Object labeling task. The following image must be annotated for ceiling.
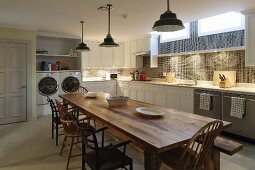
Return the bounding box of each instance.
[0,0,254,42]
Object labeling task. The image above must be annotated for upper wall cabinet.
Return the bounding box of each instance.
[124,42,131,68]
[244,10,255,66]
[114,43,124,68]
[81,41,102,68]
[102,47,114,67]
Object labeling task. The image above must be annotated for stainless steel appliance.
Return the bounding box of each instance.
[194,89,222,119]
[222,92,255,140]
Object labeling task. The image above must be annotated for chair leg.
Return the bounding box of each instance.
[60,135,67,156]
[52,120,54,139]
[130,160,133,170]
[56,124,59,146]
[82,143,85,170]
[66,137,74,170]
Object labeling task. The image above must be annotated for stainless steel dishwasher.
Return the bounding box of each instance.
[222,92,255,140]
[194,89,222,119]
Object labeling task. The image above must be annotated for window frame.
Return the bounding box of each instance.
[160,23,190,43]
[198,12,245,37]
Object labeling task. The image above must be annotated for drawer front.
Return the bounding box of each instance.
[165,86,193,96]
[222,93,255,139]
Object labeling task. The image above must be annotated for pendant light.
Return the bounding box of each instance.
[76,21,90,51]
[99,4,119,47]
[152,0,185,32]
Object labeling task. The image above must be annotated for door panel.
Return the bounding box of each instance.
[0,97,7,119]
[10,71,22,93]
[179,95,193,113]
[0,43,27,125]
[166,93,179,110]
[0,72,6,94]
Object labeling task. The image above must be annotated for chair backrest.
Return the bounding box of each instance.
[47,97,58,119]
[55,100,79,135]
[180,120,223,169]
[76,123,99,151]
[70,85,88,94]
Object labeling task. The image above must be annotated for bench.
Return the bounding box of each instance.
[214,136,243,156]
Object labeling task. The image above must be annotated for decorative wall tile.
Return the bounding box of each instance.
[142,50,255,83]
[159,21,245,54]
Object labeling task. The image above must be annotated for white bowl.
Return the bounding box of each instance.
[85,92,97,98]
[106,96,129,107]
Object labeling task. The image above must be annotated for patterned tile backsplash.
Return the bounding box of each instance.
[83,50,255,83]
[142,50,255,83]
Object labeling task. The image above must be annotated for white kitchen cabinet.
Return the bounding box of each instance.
[136,39,143,53]
[245,10,255,66]
[166,93,179,110]
[165,86,194,113]
[153,85,166,107]
[124,42,131,68]
[179,95,194,113]
[143,84,155,104]
[117,81,129,97]
[87,41,102,67]
[101,47,114,67]
[114,43,124,67]
[137,90,145,102]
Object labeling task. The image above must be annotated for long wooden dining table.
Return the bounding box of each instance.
[59,92,231,170]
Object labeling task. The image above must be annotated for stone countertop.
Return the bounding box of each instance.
[83,78,255,95]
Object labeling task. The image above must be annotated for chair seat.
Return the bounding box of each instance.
[85,148,132,170]
[160,146,199,170]
[53,117,62,124]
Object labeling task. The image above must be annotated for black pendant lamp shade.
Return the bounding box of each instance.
[100,4,119,47]
[76,21,90,51]
[152,0,185,32]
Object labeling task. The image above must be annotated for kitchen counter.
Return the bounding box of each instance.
[82,78,255,95]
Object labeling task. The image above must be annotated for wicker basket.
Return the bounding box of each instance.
[106,96,129,107]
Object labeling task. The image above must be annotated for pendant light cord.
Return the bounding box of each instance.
[80,21,84,43]
[107,4,112,35]
[167,0,170,11]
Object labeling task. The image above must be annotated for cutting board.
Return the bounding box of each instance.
[213,71,236,87]
[165,72,176,83]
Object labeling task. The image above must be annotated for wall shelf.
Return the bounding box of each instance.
[36,54,78,58]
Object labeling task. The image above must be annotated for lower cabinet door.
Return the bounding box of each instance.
[137,90,145,102]
[129,89,137,100]
[104,86,116,96]
[166,93,179,110]
[154,92,166,107]
[144,91,154,104]
[179,95,193,113]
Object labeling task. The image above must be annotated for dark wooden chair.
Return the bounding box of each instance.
[160,120,223,170]
[70,85,88,94]
[48,97,63,146]
[55,100,94,170]
[76,124,133,170]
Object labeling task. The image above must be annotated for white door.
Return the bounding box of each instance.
[0,43,27,125]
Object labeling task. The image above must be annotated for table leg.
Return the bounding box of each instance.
[144,149,161,170]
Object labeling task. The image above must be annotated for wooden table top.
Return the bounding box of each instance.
[59,93,231,153]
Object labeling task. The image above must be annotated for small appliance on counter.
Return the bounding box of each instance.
[110,73,118,79]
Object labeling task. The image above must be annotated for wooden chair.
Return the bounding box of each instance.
[76,124,133,170]
[160,120,223,170]
[48,97,63,146]
[55,100,94,170]
[70,85,88,94]
[70,85,97,128]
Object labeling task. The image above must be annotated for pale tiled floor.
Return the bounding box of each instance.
[0,115,255,170]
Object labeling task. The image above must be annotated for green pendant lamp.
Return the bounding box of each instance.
[152,0,185,32]
[76,21,90,51]
[99,4,119,47]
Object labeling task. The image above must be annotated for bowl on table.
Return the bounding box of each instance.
[84,92,97,98]
[106,96,129,107]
